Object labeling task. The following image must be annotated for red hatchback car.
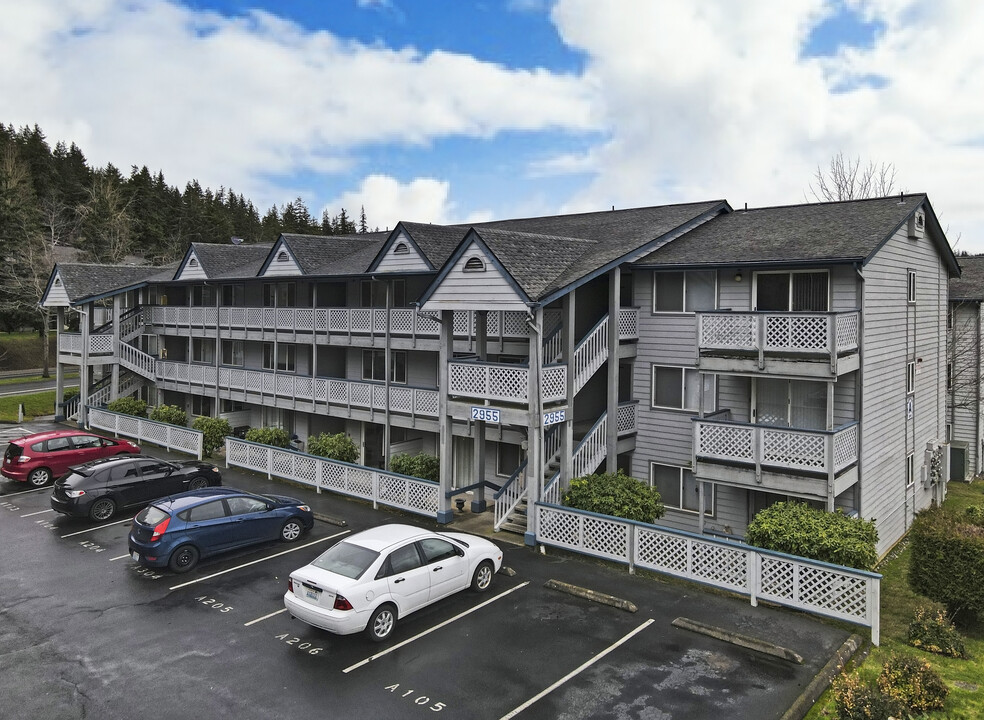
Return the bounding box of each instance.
[2,430,141,487]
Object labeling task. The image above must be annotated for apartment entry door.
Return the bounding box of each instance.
[753,378,826,430]
[363,423,384,470]
[452,436,474,490]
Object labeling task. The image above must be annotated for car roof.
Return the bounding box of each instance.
[9,429,109,444]
[152,487,257,512]
[345,524,433,552]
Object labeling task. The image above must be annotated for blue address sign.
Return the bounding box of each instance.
[543,409,566,426]
[471,407,501,423]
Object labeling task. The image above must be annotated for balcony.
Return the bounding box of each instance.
[696,310,860,378]
[448,361,568,404]
[58,332,115,361]
[693,414,859,500]
[155,360,440,418]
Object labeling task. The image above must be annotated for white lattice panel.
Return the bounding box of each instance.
[391,310,413,334]
[372,309,387,333]
[449,363,489,398]
[836,312,860,352]
[371,385,387,410]
[542,366,567,402]
[452,311,471,336]
[415,314,440,335]
[389,387,413,413]
[501,311,529,338]
[759,557,869,622]
[833,424,859,470]
[89,335,114,355]
[690,542,749,589]
[617,308,638,338]
[295,309,313,331]
[762,429,825,470]
[487,365,528,402]
[415,390,439,416]
[294,376,313,400]
[765,315,827,352]
[328,380,349,404]
[636,529,690,574]
[329,309,349,332]
[616,403,636,434]
[315,310,328,332]
[314,378,328,402]
[582,516,629,560]
[352,309,372,333]
[246,308,264,328]
[696,422,754,462]
[351,383,372,408]
[699,313,755,349]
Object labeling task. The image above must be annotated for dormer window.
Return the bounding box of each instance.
[277,250,288,262]
[189,257,199,268]
[393,242,410,255]
[463,256,486,272]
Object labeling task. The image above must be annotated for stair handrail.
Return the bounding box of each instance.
[572,314,610,394]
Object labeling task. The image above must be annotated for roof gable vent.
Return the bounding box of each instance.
[463,256,486,272]
[189,257,199,267]
[277,250,289,262]
[908,210,926,239]
[393,242,410,255]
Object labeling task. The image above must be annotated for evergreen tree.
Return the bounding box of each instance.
[359,205,368,233]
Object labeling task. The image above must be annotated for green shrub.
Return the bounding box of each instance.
[964,504,984,526]
[876,653,948,713]
[245,426,291,448]
[63,387,80,400]
[148,404,187,426]
[562,471,664,524]
[389,453,440,482]
[307,432,359,463]
[831,673,905,720]
[744,502,877,570]
[192,416,231,457]
[906,605,966,658]
[909,505,984,620]
[106,396,147,417]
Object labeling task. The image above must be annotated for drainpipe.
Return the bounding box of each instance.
[525,306,544,546]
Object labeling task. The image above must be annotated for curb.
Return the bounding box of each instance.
[313,512,348,527]
[544,579,638,612]
[779,633,864,720]
[672,617,804,663]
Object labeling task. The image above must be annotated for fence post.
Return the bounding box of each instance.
[628,524,636,575]
[869,577,880,646]
[266,447,273,480]
[749,550,759,607]
[372,471,379,510]
[224,437,230,469]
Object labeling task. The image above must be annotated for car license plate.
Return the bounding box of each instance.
[305,588,320,601]
[131,551,139,562]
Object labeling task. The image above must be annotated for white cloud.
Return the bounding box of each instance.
[547,0,984,249]
[324,174,464,231]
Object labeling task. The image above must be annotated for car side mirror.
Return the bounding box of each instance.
[456,546,465,557]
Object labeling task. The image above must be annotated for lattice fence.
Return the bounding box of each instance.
[536,503,880,644]
[225,438,438,517]
[87,407,203,458]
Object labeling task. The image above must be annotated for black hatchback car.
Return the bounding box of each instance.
[51,455,222,521]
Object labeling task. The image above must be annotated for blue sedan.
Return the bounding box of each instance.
[128,487,314,573]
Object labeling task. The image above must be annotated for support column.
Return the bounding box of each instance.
[383,280,392,471]
[110,295,121,401]
[606,268,621,473]
[561,291,575,487]
[55,308,66,420]
[437,309,454,524]
[525,306,544,546]
[78,305,91,428]
[472,310,488,512]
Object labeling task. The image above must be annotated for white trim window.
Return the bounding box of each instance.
[906,452,915,489]
[496,442,523,477]
[221,339,244,367]
[907,270,917,304]
[361,279,406,308]
[651,366,714,412]
[906,361,915,395]
[192,395,213,417]
[191,338,214,364]
[263,282,296,308]
[650,463,714,515]
[754,270,829,312]
[653,271,716,313]
[263,342,295,372]
[362,349,407,384]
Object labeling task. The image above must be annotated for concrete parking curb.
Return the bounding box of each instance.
[313,512,348,527]
[544,579,638,612]
[779,633,864,720]
[672,617,804,663]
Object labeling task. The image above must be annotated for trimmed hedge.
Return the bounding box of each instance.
[745,501,877,570]
[307,432,358,464]
[389,453,439,483]
[106,396,147,418]
[149,404,187,426]
[562,471,664,524]
[909,505,984,620]
[192,416,231,457]
[245,427,291,448]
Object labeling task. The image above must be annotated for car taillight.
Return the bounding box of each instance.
[333,594,353,611]
[150,517,170,541]
[65,489,86,498]
[16,455,30,463]
[288,577,294,593]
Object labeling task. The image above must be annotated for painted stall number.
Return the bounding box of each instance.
[384,684,446,712]
[194,596,233,612]
[1,501,19,512]
[470,407,500,423]
[79,540,106,553]
[131,566,163,580]
[543,409,567,426]
[35,519,58,530]
[274,633,323,655]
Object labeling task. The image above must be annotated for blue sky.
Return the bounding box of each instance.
[2,0,983,250]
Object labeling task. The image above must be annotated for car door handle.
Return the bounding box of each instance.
[393,578,405,584]
[432,566,442,572]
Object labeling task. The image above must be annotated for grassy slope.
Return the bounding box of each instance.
[806,480,984,719]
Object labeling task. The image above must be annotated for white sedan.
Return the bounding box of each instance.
[284,524,503,641]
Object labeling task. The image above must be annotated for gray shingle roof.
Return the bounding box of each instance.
[54,263,171,303]
[190,243,272,279]
[951,255,984,300]
[397,223,472,269]
[635,195,933,267]
[281,232,388,275]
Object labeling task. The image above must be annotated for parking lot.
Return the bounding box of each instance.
[1,423,854,719]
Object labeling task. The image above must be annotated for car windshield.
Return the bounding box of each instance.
[136,505,169,526]
[311,541,379,580]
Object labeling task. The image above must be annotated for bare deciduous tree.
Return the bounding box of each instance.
[809,152,899,202]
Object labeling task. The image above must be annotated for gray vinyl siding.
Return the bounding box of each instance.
[831,265,860,311]
[718,376,751,422]
[375,232,431,273]
[947,301,982,478]
[834,372,858,426]
[718,271,751,310]
[425,242,527,310]
[860,214,948,556]
[262,246,301,276]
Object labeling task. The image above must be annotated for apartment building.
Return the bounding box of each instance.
[42,194,957,556]
[947,255,984,480]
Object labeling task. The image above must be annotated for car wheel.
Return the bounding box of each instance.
[168,544,200,573]
[188,477,208,491]
[88,498,116,522]
[364,604,397,642]
[28,467,53,487]
[280,518,304,543]
[471,560,494,593]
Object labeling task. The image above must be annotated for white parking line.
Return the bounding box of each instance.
[244,608,288,627]
[61,518,131,537]
[342,581,531,674]
[168,531,350,591]
[498,618,655,720]
[2,486,52,497]
[109,554,132,561]
[20,509,54,517]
